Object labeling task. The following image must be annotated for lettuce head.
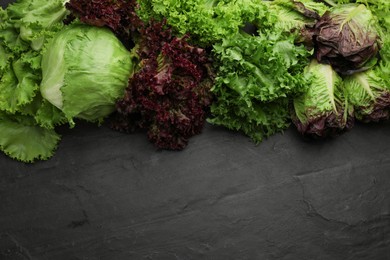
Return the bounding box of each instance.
[312,4,380,75]
[292,59,354,137]
[344,63,390,122]
[40,23,135,125]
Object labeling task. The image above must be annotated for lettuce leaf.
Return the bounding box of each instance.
[0,0,68,162]
[5,0,69,50]
[0,112,61,162]
[343,0,390,123]
[208,30,312,142]
[311,4,380,75]
[204,0,321,143]
[137,0,268,46]
[0,51,40,113]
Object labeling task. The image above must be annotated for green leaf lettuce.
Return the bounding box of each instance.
[0,0,68,162]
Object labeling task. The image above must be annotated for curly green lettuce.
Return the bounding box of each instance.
[204,0,324,143]
[0,112,61,162]
[5,0,69,50]
[208,30,312,142]
[0,0,69,162]
[137,0,269,46]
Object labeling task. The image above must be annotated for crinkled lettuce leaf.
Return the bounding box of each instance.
[213,32,310,102]
[0,0,68,162]
[5,0,69,50]
[204,0,321,143]
[137,0,328,47]
[209,94,291,142]
[208,31,312,142]
[0,51,40,113]
[0,112,61,163]
[377,20,390,66]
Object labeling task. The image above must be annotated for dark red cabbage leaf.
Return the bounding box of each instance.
[111,21,214,150]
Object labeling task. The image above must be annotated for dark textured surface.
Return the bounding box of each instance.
[1,1,390,259]
[1,120,389,260]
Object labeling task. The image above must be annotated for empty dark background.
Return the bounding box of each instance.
[1,0,389,259]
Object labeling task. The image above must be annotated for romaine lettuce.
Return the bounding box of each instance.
[311,4,380,75]
[344,63,390,122]
[292,59,354,137]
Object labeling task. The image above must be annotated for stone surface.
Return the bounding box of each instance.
[1,120,390,260]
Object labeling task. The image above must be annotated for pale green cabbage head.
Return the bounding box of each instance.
[40,24,134,124]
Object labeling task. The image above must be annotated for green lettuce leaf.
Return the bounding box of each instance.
[0,51,40,113]
[5,0,69,50]
[209,94,291,142]
[213,32,310,102]
[0,0,69,162]
[208,31,312,142]
[137,0,269,46]
[0,112,61,162]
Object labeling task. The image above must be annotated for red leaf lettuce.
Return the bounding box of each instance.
[111,21,214,150]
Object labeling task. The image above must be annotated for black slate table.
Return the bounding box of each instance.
[1,1,390,259]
